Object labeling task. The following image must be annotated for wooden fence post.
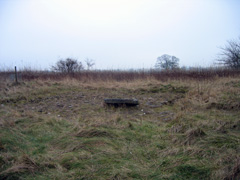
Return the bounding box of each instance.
[15,66,18,84]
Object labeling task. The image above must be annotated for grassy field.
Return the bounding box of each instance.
[0,74,240,179]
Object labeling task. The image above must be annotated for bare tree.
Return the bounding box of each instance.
[155,54,179,70]
[217,37,240,69]
[85,58,95,70]
[52,58,84,73]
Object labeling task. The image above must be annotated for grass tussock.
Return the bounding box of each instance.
[0,69,240,179]
[75,129,114,138]
[0,155,38,179]
[183,127,206,145]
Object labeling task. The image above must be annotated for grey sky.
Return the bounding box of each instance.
[0,0,240,70]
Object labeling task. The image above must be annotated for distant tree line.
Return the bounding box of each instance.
[54,36,240,73]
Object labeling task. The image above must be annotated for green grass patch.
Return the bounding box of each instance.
[171,164,211,180]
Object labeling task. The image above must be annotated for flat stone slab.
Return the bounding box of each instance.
[104,98,139,107]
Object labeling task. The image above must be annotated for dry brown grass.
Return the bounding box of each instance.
[0,73,240,179]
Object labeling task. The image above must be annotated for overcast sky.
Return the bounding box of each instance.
[0,0,240,70]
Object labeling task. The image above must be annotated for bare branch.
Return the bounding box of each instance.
[85,58,95,70]
[52,58,84,73]
[217,37,240,69]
